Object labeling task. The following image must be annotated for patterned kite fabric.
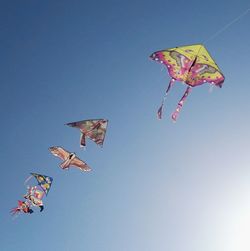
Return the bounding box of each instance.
[151,44,225,87]
[30,173,53,196]
[151,44,225,121]
[66,119,108,148]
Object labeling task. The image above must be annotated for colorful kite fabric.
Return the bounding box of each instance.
[24,186,44,212]
[11,173,53,216]
[10,200,33,216]
[30,173,53,196]
[66,119,108,148]
[150,44,225,121]
[49,146,91,172]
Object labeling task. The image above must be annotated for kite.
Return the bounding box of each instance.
[66,119,108,148]
[150,44,225,121]
[23,172,53,212]
[49,146,91,171]
[10,200,33,216]
[11,173,53,216]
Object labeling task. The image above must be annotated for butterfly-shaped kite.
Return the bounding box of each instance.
[150,44,225,121]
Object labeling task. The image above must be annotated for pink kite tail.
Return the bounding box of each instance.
[10,207,20,216]
[171,86,192,121]
[157,78,175,119]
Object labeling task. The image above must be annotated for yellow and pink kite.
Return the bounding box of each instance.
[150,44,225,121]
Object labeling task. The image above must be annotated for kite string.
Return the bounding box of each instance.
[24,175,33,185]
[204,8,250,44]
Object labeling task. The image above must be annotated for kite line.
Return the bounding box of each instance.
[204,8,250,44]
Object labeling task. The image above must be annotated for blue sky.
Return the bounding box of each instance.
[1,1,250,250]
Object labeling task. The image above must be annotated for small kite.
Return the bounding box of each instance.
[150,44,225,121]
[66,119,108,148]
[10,200,33,216]
[23,173,53,212]
[49,146,91,171]
[11,173,53,216]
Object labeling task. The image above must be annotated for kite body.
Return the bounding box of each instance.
[66,119,108,148]
[24,186,44,211]
[150,44,225,120]
[49,146,91,172]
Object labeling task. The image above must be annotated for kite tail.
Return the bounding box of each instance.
[157,78,175,119]
[80,132,86,148]
[171,86,192,121]
[10,207,20,216]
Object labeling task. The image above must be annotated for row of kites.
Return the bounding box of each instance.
[11,119,108,216]
[11,44,225,216]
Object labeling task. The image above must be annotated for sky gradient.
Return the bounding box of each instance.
[1,1,250,250]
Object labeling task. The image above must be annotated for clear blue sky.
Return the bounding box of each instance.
[1,1,250,250]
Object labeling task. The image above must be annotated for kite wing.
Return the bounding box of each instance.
[150,44,197,82]
[49,146,70,160]
[66,119,108,147]
[30,173,53,196]
[186,45,225,87]
[70,157,91,172]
